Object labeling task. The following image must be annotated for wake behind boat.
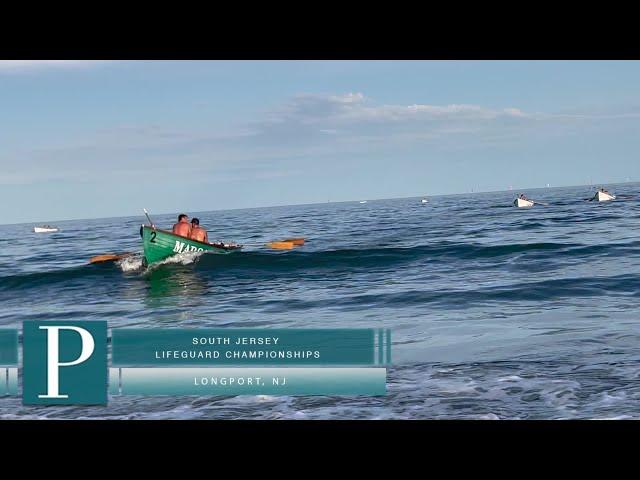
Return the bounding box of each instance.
[33,225,59,233]
[140,225,241,266]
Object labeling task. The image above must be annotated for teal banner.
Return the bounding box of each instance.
[0,330,18,366]
[112,329,390,366]
[109,367,386,396]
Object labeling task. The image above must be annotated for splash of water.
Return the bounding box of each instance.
[116,250,206,273]
[117,255,144,272]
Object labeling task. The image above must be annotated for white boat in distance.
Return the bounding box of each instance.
[34,225,59,233]
[593,190,616,202]
[359,200,367,204]
[514,198,534,208]
[421,198,429,204]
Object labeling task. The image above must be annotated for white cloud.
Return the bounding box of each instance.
[0,60,104,73]
[257,92,530,130]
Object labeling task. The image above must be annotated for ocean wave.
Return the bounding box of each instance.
[222,273,640,313]
[1,240,637,293]
[0,264,123,292]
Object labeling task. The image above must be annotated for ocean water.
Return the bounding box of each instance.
[1,183,639,419]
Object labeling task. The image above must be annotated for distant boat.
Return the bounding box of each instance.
[34,225,59,233]
[514,198,534,208]
[592,190,616,202]
[421,198,429,204]
[359,200,367,204]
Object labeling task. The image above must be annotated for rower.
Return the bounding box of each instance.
[190,218,209,243]
[172,214,191,238]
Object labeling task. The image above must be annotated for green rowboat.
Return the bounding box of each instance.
[140,225,241,265]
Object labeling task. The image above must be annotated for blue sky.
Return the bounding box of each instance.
[1,60,639,223]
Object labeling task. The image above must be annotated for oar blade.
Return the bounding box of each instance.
[266,241,295,250]
[282,237,305,246]
[89,253,132,264]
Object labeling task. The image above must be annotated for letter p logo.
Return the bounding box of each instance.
[23,321,107,405]
[38,326,95,399]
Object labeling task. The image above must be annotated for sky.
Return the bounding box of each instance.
[1,60,640,223]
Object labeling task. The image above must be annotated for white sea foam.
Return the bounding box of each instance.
[498,375,523,382]
[115,249,205,273]
[478,413,500,420]
[118,250,206,274]
[256,395,278,402]
[117,255,144,272]
[162,251,204,265]
[599,392,627,405]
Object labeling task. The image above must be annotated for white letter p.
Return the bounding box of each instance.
[38,326,95,399]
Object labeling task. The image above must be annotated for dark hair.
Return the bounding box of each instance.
[178,214,188,221]
[191,218,200,225]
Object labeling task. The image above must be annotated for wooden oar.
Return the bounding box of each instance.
[282,238,305,246]
[532,201,549,206]
[266,241,295,250]
[242,238,305,250]
[89,252,133,264]
[236,236,305,250]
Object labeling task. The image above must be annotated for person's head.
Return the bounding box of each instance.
[191,218,200,227]
[178,214,189,223]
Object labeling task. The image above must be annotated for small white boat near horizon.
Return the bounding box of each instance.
[359,200,367,204]
[514,198,534,208]
[593,191,616,202]
[421,198,428,204]
[34,225,59,233]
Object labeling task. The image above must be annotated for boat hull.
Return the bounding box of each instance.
[514,198,534,208]
[594,191,616,202]
[33,227,59,233]
[141,226,240,265]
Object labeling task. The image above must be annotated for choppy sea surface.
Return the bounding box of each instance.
[1,183,639,419]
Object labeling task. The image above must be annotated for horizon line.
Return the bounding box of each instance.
[2,180,637,227]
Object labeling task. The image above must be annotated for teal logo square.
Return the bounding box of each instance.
[23,321,107,405]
